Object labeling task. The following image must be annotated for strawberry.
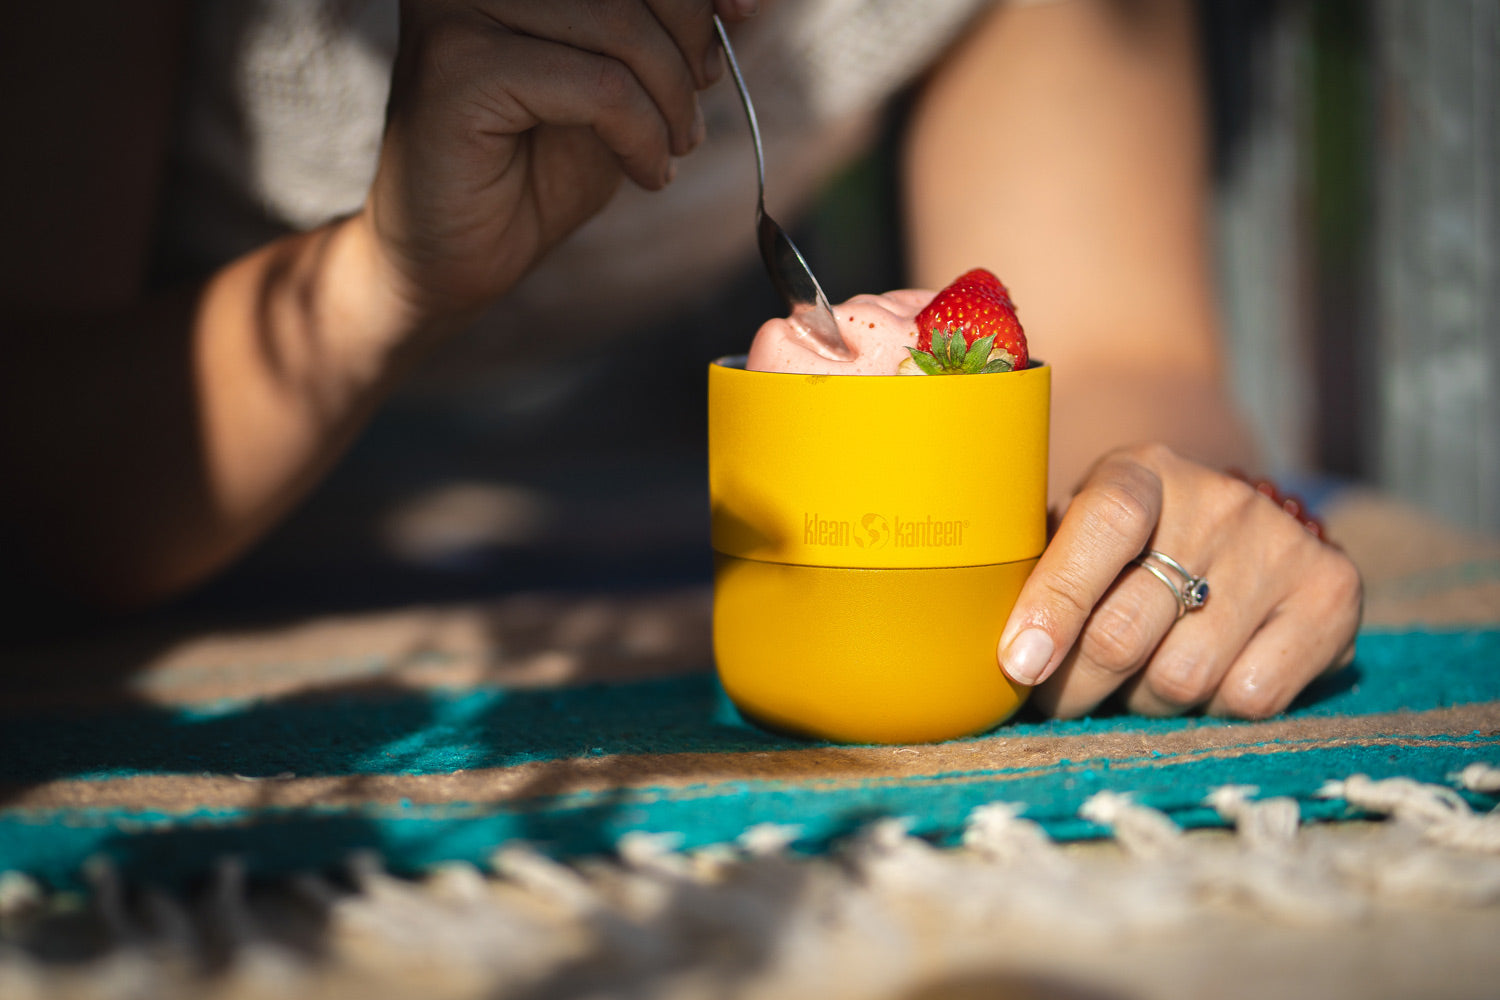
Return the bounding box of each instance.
[902,268,1027,376]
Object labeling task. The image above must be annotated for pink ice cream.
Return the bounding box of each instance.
[745,289,936,376]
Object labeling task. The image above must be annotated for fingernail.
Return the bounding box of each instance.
[1001,628,1054,686]
[664,158,678,185]
[735,0,760,16]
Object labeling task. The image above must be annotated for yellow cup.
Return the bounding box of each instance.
[708,356,1050,743]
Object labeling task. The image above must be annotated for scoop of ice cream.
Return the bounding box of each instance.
[745,289,936,376]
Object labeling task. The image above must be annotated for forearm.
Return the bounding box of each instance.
[902,0,1256,501]
[0,214,431,606]
[1047,363,1256,501]
[194,214,433,530]
[2,2,740,608]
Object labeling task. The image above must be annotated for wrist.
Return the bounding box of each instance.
[329,210,475,380]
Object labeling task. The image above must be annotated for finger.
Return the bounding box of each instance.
[1207,545,1363,718]
[447,29,675,190]
[480,1,705,156]
[1120,613,1252,719]
[997,453,1164,688]
[1027,559,1183,718]
[714,0,759,21]
[645,0,724,88]
[1117,564,1262,717]
[1117,495,1297,716]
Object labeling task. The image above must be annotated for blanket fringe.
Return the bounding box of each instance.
[1,767,1497,999]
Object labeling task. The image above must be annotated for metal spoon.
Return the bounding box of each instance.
[713,16,853,361]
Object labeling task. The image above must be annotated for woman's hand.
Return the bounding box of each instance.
[999,444,1362,719]
[361,0,750,332]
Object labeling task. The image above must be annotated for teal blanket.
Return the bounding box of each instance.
[2,628,1497,888]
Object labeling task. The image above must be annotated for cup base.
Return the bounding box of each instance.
[712,555,1035,744]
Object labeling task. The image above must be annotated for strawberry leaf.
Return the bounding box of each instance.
[906,347,944,376]
[962,334,995,374]
[933,330,953,369]
[955,334,972,366]
[979,357,1016,374]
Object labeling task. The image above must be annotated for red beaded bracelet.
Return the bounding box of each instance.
[1226,468,1327,541]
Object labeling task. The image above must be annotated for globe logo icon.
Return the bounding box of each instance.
[855,513,891,549]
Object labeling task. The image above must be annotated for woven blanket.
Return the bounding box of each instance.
[2,490,1498,890]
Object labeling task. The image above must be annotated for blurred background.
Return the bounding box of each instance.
[1203,0,1497,536]
[170,0,1497,619]
[800,0,1499,535]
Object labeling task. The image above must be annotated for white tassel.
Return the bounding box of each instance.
[83,857,139,946]
[140,887,198,960]
[0,872,43,921]
[962,802,1070,874]
[1453,762,1500,794]
[1205,785,1368,924]
[490,843,603,915]
[211,856,308,992]
[736,823,803,857]
[1205,785,1301,851]
[1323,774,1500,854]
[1080,792,1185,860]
[617,831,696,881]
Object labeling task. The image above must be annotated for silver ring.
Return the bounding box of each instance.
[1133,549,1209,619]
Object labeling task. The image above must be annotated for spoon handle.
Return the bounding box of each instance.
[712,16,852,361]
[713,16,766,203]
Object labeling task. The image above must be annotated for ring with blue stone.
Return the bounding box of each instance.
[1133,549,1209,619]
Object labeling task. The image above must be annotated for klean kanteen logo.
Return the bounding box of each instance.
[803,512,966,549]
